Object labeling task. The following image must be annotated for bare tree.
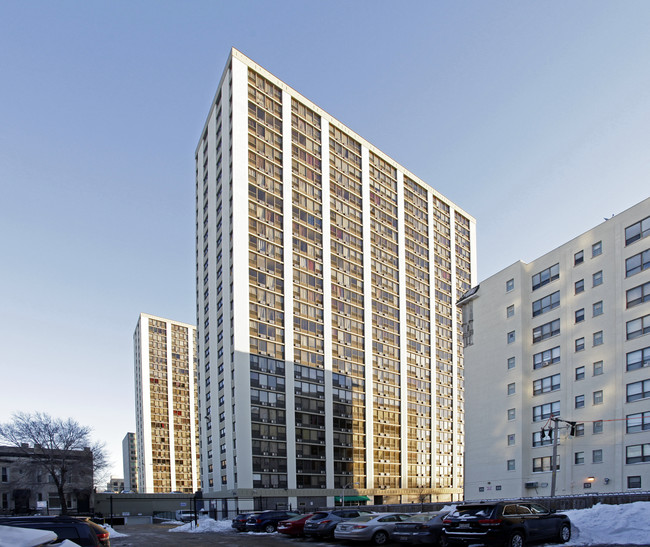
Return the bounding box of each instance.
[0,412,108,515]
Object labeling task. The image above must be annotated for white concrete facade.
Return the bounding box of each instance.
[196,48,476,510]
[133,313,199,493]
[460,197,650,499]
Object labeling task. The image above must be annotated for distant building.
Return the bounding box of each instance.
[196,48,475,510]
[0,445,93,514]
[106,476,124,493]
[459,196,650,498]
[122,432,138,493]
[133,313,200,493]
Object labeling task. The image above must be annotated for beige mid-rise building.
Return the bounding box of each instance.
[460,196,650,499]
[133,313,199,493]
[195,48,476,511]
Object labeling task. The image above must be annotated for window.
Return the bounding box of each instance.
[1,467,7,482]
[574,451,584,465]
[507,305,515,318]
[628,476,642,489]
[575,337,585,352]
[532,264,560,291]
[507,331,516,344]
[627,315,650,340]
[627,411,650,433]
[506,278,515,292]
[575,308,585,323]
[532,291,560,317]
[575,395,585,409]
[533,374,561,395]
[625,215,650,245]
[575,279,585,294]
[593,301,603,317]
[593,331,603,346]
[575,423,585,436]
[575,366,585,380]
[507,357,516,370]
[593,420,603,434]
[574,250,584,265]
[627,379,650,402]
[627,281,650,308]
[625,249,650,277]
[593,361,603,376]
[532,431,553,447]
[626,443,650,464]
[533,319,560,343]
[508,408,516,421]
[533,346,560,369]
[592,241,602,257]
[592,449,603,463]
[507,383,516,395]
[593,270,603,287]
[626,347,650,371]
[533,401,559,421]
[593,390,604,405]
[533,456,558,472]
[507,459,516,471]
[507,434,515,446]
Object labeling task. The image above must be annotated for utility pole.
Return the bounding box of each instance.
[550,418,560,497]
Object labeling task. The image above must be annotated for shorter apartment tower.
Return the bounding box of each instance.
[133,313,200,493]
[459,196,650,499]
[122,432,138,493]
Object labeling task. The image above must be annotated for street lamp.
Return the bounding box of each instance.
[341,482,359,508]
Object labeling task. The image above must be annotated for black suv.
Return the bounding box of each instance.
[303,509,373,539]
[232,511,261,532]
[0,515,106,546]
[245,510,298,533]
[442,501,571,547]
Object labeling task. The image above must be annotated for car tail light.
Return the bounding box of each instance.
[96,530,109,541]
[443,519,452,524]
[351,525,367,529]
[478,518,502,525]
[415,524,428,530]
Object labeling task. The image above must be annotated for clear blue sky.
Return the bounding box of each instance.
[1,1,649,478]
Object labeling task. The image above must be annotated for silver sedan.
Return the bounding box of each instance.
[334,512,414,545]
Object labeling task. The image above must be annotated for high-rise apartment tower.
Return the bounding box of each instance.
[459,197,650,499]
[122,432,138,493]
[196,48,476,510]
[133,313,200,493]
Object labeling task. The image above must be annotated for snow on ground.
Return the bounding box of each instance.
[564,501,650,545]
[104,524,128,538]
[164,502,650,544]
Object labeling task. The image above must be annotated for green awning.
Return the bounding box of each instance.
[334,495,370,502]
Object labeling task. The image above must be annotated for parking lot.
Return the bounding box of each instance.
[110,522,401,547]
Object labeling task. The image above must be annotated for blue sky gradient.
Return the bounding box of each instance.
[1,1,649,477]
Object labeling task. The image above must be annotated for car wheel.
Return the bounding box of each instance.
[264,523,276,533]
[558,523,571,543]
[508,531,525,547]
[372,530,389,545]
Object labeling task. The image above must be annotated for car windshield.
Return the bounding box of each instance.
[284,514,308,522]
[406,513,439,522]
[310,512,329,520]
[454,505,496,518]
[348,515,375,523]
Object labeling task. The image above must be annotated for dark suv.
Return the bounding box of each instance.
[245,510,298,533]
[232,511,261,532]
[303,509,373,539]
[0,515,107,546]
[442,501,571,547]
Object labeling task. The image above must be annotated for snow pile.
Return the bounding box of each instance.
[564,501,650,545]
[168,518,233,533]
[104,524,128,538]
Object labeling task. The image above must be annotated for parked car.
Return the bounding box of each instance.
[303,509,374,539]
[393,511,448,545]
[232,511,261,532]
[334,512,414,545]
[442,501,571,547]
[0,516,105,546]
[277,513,314,537]
[245,510,298,533]
[174,510,207,523]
